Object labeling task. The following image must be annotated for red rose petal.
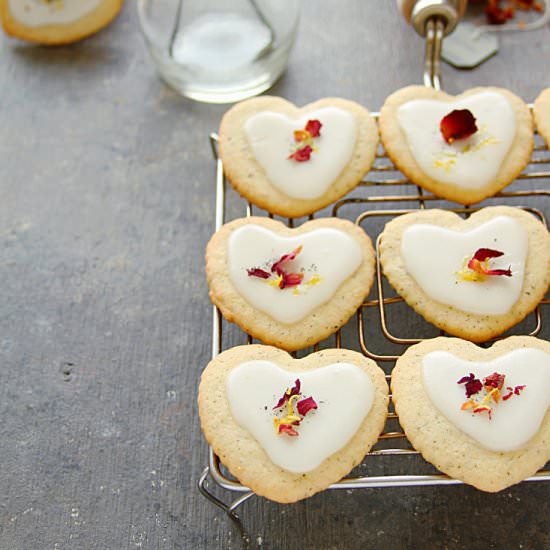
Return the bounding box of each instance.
[246,267,271,279]
[440,109,478,144]
[278,423,299,436]
[288,145,313,162]
[279,272,304,289]
[273,378,301,409]
[271,246,303,276]
[514,384,526,395]
[483,372,506,390]
[305,119,322,138]
[471,248,504,262]
[296,396,318,417]
[457,373,483,398]
[467,248,512,278]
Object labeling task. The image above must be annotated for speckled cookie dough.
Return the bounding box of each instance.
[0,0,123,45]
[379,86,533,204]
[206,216,375,351]
[379,206,550,342]
[391,336,550,492]
[533,87,550,148]
[198,345,389,503]
[218,96,379,218]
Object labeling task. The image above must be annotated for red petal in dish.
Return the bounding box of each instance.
[467,248,512,278]
[279,272,304,289]
[440,109,478,144]
[483,372,506,390]
[278,423,299,436]
[457,373,483,398]
[271,246,303,276]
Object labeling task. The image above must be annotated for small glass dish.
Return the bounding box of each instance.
[137,0,300,104]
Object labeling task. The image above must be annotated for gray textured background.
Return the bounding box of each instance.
[0,1,549,549]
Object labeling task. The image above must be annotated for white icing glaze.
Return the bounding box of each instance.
[401,216,527,315]
[9,0,101,27]
[397,92,516,188]
[422,349,550,451]
[244,107,358,199]
[227,361,374,473]
[228,224,363,324]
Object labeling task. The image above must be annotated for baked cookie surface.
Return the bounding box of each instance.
[391,336,550,492]
[379,206,550,342]
[379,86,533,204]
[533,87,550,147]
[198,345,389,503]
[218,96,378,217]
[0,0,123,44]
[206,216,375,351]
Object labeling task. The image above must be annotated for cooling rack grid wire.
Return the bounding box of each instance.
[198,113,550,517]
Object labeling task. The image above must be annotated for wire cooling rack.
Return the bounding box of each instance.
[198,111,550,516]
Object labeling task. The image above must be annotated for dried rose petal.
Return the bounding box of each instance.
[278,423,299,436]
[473,405,493,420]
[305,119,322,138]
[247,267,271,279]
[273,378,301,409]
[457,373,483,398]
[514,384,526,395]
[483,372,506,390]
[502,387,514,401]
[271,246,303,276]
[294,129,310,143]
[279,272,304,289]
[288,145,313,162]
[468,248,512,277]
[440,109,478,144]
[296,396,318,417]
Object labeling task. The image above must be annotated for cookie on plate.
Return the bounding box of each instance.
[0,0,123,45]
[218,96,379,218]
[533,87,550,148]
[198,345,389,503]
[379,86,533,204]
[380,206,550,342]
[206,216,375,351]
[392,336,550,492]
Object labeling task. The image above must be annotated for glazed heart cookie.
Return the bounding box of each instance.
[218,96,379,217]
[380,206,550,342]
[379,86,533,204]
[392,336,550,492]
[534,88,550,148]
[206,216,375,350]
[198,345,389,503]
[0,0,123,45]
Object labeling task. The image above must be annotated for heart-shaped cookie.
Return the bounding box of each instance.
[379,86,534,204]
[198,345,389,503]
[380,206,550,342]
[219,96,379,217]
[206,216,375,350]
[534,87,550,148]
[392,336,550,492]
[0,0,124,45]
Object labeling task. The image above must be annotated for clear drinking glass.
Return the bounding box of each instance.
[137,0,300,103]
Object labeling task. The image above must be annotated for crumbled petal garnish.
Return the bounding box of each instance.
[457,248,512,282]
[483,372,506,390]
[288,145,313,162]
[296,396,318,417]
[288,120,322,162]
[273,378,301,409]
[272,380,319,436]
[305,119,322,138]
[459,371,526,418]
[440,109,478,144]
[473,405,492,420]
[247,267,271,279]
[279,271,304,289]
[457,373,483,398]
[484,0,542,25]
[277,423,299,436]
[272,246,303,276]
